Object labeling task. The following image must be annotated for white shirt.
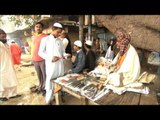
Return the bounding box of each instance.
[62,38,69,50]
[0,42,18,96]
[105,46,114,61]
[38,34,65,90]
[108,44,141,86]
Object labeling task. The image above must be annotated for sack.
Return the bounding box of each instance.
[63,58,72,73]
[148,52,160,66]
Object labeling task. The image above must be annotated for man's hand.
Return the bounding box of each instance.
[67,69,72,74]
[108,65,117,74]
[64,54,72,59]
[52,56,60,62]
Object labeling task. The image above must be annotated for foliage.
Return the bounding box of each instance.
[7,15,42,27]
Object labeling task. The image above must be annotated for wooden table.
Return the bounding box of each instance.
[54,81,87,105]
[53,80,159,105]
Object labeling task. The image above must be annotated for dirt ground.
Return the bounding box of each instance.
[0,54,160,105]
[0,54,81,105]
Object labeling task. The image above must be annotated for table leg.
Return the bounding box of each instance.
[80,96,87,105]
[55,92,60,105]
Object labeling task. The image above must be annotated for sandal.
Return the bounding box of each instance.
[30,85,38,93]
[0,97,8,101]
[9,94,22,99]
[30,85,37,89]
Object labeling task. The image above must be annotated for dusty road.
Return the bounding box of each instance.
[0,65,82,105]
[0,54,80,105]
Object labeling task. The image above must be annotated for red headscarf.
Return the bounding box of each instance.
[115,28,131,56]
[119,37,130,56]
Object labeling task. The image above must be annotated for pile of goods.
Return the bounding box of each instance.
[55,73,110,101]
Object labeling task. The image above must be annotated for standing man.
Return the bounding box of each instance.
[39,22,65,104]
[31,22,48,95]
[59,30,72,57]
[59,30,72,73]
[105,38,116,61]
[9,40,22,71]
[0,29,20,101]
[95,37,101,59]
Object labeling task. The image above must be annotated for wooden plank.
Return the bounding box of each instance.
[94,92,111,104]
[87,91,111,105]
[95,92,125,105]
[139,78,159,105]
[94,91,141,105]
[88,100,99,105]
[118,92,140,105]
[139,91,158,105]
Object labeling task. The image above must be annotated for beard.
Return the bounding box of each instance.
[0,39,7,44]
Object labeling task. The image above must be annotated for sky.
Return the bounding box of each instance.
[0,15,28,34]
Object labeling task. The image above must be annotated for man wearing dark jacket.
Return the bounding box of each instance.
[84,40,96,72]
[69,40,85,73]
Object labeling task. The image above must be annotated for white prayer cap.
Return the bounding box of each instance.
[85,40,92,46]
[53,22,63,28]
[11,40,15,43]
[74,40,82,47]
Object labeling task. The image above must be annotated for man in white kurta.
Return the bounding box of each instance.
[0,29,18,101]
[108,44,140,86]
[106,28,140,87]
[38,23,65,104]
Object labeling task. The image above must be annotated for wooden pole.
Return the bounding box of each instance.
[88,15,92,41]
[79,15,84,41]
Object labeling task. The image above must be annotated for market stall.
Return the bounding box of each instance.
[53,73,158,105]
[53,57,158,105]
